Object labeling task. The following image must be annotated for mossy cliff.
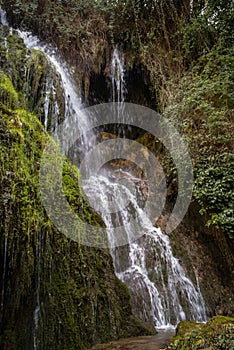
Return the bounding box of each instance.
[0,36,150,350]
[0,24,65,131]
[163,316,234,350]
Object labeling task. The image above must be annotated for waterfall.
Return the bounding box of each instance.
[0,10,88,151]
[110,47,126,103]
[96,48,206,327]
[17,31,89,151]
[109,47,131,137]
[0,9,207,330]
[83,175,207,328]
[82,47,207,328]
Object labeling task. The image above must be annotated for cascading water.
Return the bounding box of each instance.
[0,9,207,331]
[83,48,207,328]
[5,12,90,156]
[109,47,131,137]
[17,31,89,148]
[110,47,126,103]
[83,174,207,328]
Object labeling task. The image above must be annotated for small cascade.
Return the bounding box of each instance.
[0,7,8,26]
[0,18,88,153]
[0,10,57,132]
[110,47,126,103]
[0,8,9,51]
[43,76,51,131]
[17,31,87,148]
[109,47,130,136]
[43,74,60,133]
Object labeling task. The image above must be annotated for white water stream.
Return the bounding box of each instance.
[0,8,207,334]
[83,173,207,328]
[111,47,126,103]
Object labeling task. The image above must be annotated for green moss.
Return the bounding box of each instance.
[0,25,65,129]
[164,316,234,350]
[175,321,202,338]
[0,72,19,109]
[24,49,48,114]
[1,31,27,97]
[62,160,105,228]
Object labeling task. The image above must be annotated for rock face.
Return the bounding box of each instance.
[0,26,150,350]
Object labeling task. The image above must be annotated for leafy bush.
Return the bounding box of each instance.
[163,43,234,239]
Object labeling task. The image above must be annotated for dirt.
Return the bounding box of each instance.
[90,330,175,350]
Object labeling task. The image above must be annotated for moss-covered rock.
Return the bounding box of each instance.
[0,102,150,350]
[0,73,19,110]
[0,24,66,131]
[164,316,234,350]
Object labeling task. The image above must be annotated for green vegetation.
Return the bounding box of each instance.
[164,316,234,350]
[164,47,234,239]
[0,73,19,109]
[162,3,234,240]
[0,26,66,128]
